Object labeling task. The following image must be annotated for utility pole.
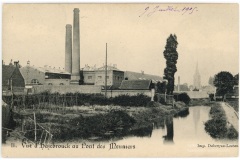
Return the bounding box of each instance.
[10,78,13,108]
[105,43,107,98]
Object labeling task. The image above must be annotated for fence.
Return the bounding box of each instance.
[101,90,152,98]
[155,93,174,105]
[33,85,102,94]
[13,111,53,145]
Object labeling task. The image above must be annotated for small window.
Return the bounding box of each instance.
[48,83,53,85]
[88,76,92,79]
[107,76,109,79]
[31,79,39,84]
[60,83,64,85]
[117,76,119,80]
[98,76,102,79]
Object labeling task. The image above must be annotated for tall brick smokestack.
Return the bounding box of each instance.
[71,8,80,82]
[65,24,72,73]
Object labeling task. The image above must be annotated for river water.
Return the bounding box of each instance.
[95,106,237,157]
[114,106,238,146]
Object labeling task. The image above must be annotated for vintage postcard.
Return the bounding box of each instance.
[1,3,239,158]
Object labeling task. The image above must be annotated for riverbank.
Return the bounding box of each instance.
[9,101,188,143]
[204,103,238,140]
[189,98,214,106]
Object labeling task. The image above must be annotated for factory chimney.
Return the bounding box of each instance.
[71,8,80,84]
[65,24,72,73]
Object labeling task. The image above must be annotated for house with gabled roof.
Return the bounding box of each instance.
[2,61,25,93]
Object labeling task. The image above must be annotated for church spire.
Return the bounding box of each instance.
[195,62,199,75]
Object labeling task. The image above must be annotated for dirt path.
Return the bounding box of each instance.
[220,102,239,132]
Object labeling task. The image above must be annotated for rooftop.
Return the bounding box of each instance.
[120,80,152,90]
[2,65,16,85]
[124,71,162,83]
[21,65,70,75]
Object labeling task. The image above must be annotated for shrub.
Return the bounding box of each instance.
[112,94,151,107]
[204,104,238,139]
[146,101,161,108]
[174,93,191,105]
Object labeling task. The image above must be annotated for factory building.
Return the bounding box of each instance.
[82,64,124,89]
[64,8,163,89]
[20,62,71,86]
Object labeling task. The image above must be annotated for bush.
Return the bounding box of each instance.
[174,101,186,109]
[146,101,161,108]
[112,94,151,107]
[174,93,191,105]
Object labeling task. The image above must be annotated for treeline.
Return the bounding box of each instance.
[3,92,151,107]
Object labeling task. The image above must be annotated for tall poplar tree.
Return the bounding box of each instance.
[163,34,178,95]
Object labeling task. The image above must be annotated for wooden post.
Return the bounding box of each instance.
[10,79,13,108]
[33,112,37,143]
[76,94,77,105]
[164,92,167,103]
[39,130,44,145]
[44,132,48,145]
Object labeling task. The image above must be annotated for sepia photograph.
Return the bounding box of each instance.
[1,3,239,157]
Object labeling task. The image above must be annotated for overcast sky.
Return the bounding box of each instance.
[2,4,239,85]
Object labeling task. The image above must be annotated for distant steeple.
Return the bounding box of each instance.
[195,62,199,75]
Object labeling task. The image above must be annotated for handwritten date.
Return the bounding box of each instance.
[139,6,198,17]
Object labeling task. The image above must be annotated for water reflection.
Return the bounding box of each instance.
[192,106,200,134]
[125,107,219,145]
[131,124,153,137]
[163,116,174,144]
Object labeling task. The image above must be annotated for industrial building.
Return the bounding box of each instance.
[63,8,163,89]
[82,65,124,88]
[16,8,162,94]
[20,62,71,86]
